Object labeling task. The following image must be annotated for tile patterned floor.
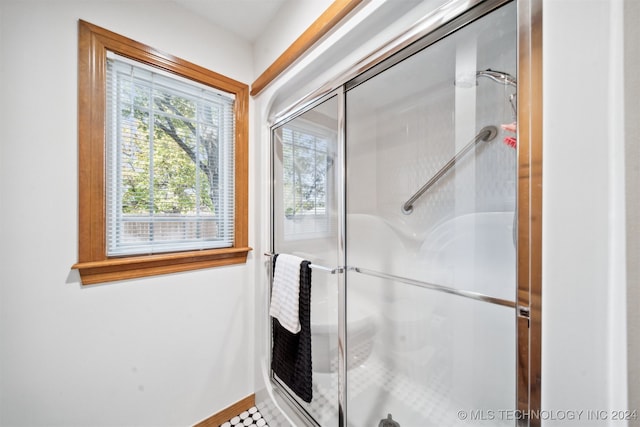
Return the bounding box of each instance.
[219,406,269,427]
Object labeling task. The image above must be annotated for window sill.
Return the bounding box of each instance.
[72,246,252,285]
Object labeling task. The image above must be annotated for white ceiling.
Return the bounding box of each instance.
[172,0,289,43]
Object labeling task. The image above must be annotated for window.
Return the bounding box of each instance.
[74,20,250,285]
[106,54,236,256]
[280,124,332,239]
[272,95,338,243]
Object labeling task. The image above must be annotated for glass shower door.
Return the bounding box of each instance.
[344,2,517,426]
[271,95,341,426]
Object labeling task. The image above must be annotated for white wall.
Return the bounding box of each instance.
[625,1,640,425]
[0,1,257,426]
[542,0,628,425]
[252,0,334,79]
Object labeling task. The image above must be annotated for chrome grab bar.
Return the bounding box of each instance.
[264,253,344,274]
[401,125,498,215]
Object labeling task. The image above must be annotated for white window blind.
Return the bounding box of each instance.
[105,53,235,256]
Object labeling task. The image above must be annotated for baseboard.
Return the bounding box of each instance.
[194,394,256,427]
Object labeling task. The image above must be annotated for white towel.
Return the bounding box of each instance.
[269,254,304,334]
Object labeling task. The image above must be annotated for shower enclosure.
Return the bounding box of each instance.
[266,0,538,425]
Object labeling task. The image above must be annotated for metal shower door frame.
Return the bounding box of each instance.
[268,0,542,425]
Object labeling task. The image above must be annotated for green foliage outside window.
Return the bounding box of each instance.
[116,78,222,216]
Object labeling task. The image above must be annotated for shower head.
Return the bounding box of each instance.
[475,69,518,118]
[452,68,518,118]
[476,69,517,87]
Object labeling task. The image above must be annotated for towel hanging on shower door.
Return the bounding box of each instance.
[269,253,305,333]
[270,254,313,403]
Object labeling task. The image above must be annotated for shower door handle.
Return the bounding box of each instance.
[264,252,344,274]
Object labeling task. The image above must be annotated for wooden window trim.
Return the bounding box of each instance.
[250,0,364,96]
[73,20,251,285]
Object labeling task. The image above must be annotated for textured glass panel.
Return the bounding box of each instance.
[274,98,338,244]
[271,96,340,426]
[345,2,517,301]
[345,272,515,426]
[344,3,517,426]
